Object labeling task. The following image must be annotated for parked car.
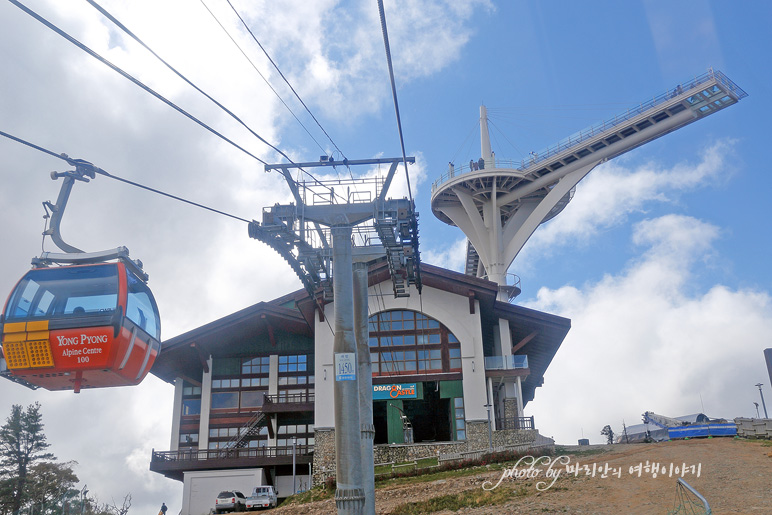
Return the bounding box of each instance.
[245,486,278,510]
[214,491,246,513]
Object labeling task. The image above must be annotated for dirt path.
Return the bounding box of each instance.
[270,438,772,514]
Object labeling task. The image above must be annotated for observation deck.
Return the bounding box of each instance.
[430,70,746,294]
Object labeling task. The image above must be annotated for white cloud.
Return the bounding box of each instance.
[525,214,772,444]
[422,236,467,272]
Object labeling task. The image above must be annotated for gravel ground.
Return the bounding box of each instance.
[248,438,772,514]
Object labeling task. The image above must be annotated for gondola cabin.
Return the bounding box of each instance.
[0,262,161,392]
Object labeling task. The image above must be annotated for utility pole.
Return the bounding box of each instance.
[755,383,768,418]
[354,262,376,515]
[331,225,365,513]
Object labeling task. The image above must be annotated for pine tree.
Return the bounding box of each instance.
[0,403,54,515]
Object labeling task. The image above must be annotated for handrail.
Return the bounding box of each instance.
[432,69,747,193]
[677,478,711,514]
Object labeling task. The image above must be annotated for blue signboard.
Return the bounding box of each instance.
[373,383,418,400]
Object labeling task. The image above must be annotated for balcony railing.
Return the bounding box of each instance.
[484,355,528,371]
[496,416,535,430]
[151,444,314,464]
[264,392,315,404]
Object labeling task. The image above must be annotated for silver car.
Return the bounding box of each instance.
[214,491,246,513]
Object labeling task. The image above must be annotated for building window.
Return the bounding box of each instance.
[278,354,307,373]
[181,381,202,417]
[276,423,314,447]
[277,354,313,401]
[368,310,462,376]
[183,385,201,396]
[211,392,239,410]
[182,399,201,416]
[179,433,199,445]
[242,356,270,375]
[240,390,266,408]
[454,397,466,441]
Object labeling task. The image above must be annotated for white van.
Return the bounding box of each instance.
[245,486,277,510]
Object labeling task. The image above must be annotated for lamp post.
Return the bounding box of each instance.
[79,485,88,515]
[292,436,297,495]
[755,384,768,418]
[483,403,493,450]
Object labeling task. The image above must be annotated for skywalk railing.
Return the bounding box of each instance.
[432,69,747,193]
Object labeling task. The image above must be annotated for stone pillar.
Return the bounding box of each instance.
[312,428,336,487]
[465,420,490,451]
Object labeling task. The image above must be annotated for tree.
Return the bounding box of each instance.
[0,403,55,515]
[600,424,615,445]
[25,461,79,515]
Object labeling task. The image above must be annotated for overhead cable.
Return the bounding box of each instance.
[8,0,267,166]
[84,0,293,166]
[0,129,250,223]
[376,0,413,204]
[10,0,342,203]
[195,0,329,158]
[223,0,348,162]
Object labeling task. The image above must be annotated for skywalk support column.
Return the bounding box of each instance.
[354,262,376,514]
[332,225,365,514]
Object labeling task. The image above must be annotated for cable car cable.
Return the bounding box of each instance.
[0,129,251,224]
[197,0,330,160]
[222,0,349,163]
[9,0,344,203]
[9,0,264,163]
[82,0,343,201]
[376,0,413,205]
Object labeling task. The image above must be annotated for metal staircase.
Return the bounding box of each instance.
[226,410,270,449]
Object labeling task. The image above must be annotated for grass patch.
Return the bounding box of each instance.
[276,484,334,507]
[554,445,607,457]
[735,436,772,446]
[375,457,439,476]
[388,484,529,514]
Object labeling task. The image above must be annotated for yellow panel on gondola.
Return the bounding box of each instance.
[27,320,49,332]
[3,341,30,369]
[3,322,26,334]
[26,340,54,368]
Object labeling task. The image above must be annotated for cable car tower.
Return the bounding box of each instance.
[431,69,747,302]
[249,156,420,515]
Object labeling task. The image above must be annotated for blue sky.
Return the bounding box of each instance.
[0,0,770,512]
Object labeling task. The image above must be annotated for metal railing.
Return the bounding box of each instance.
[265,392,315,404]
[496,416,535,430]
[431,69,747,193]
[484,355,528,371]
[150,444,314,463]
